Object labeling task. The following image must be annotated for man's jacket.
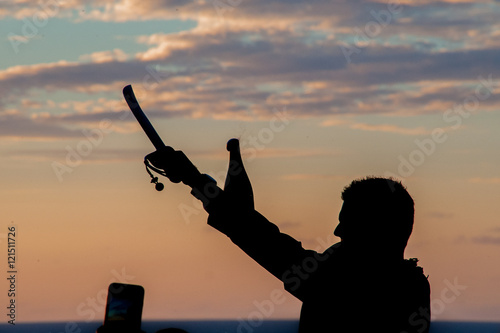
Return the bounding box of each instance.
[209,210,431,333]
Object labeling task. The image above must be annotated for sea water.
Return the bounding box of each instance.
[0,320,499,332]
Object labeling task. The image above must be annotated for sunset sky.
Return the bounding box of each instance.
[1,0,500,325]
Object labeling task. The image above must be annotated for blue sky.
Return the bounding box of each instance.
[1,18,196,68]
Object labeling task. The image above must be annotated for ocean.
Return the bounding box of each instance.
[0,320,499,333]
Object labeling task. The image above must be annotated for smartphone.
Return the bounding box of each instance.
[104,283,145,331]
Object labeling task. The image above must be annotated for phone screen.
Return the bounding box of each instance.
[104,283,144,330]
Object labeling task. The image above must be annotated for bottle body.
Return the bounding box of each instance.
[224,138,254,211]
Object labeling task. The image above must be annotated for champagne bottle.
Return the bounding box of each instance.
[224,138,254,211]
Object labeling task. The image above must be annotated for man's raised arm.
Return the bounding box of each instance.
[207,199,337,301]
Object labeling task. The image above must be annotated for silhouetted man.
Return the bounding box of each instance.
[208,177,431,332]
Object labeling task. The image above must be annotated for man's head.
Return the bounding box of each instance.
[335,177,414,251]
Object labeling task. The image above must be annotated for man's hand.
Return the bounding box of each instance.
[146,147,221,211]
[145,146,201,185]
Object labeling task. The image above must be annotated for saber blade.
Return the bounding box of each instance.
[123,84,166,150]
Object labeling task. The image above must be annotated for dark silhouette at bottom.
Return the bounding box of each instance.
[207,176,431,332]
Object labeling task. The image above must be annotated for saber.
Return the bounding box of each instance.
[123,85,166,150]
[122,84,219,206]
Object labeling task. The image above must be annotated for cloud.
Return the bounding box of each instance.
[472,236,500,245]
[0,59,144,95]
[79,49,130,63]
[7,34,29,43]
[241,148,335,160]
[350,123,430,135]
[5,36,499,126]
[320,115,459,137]
[5,29,500,115]
[320,118,349,127]
[1,0,500,142]
[0,111,82,140]
[468,177,500,184]
[425,211,455,219]
[5,148,144,163]
[0,105,140,141]
[8,145,326,166]
[281,174,347,181]
[471,226,500,245]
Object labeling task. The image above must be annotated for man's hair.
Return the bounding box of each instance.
[341,177,414,247]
